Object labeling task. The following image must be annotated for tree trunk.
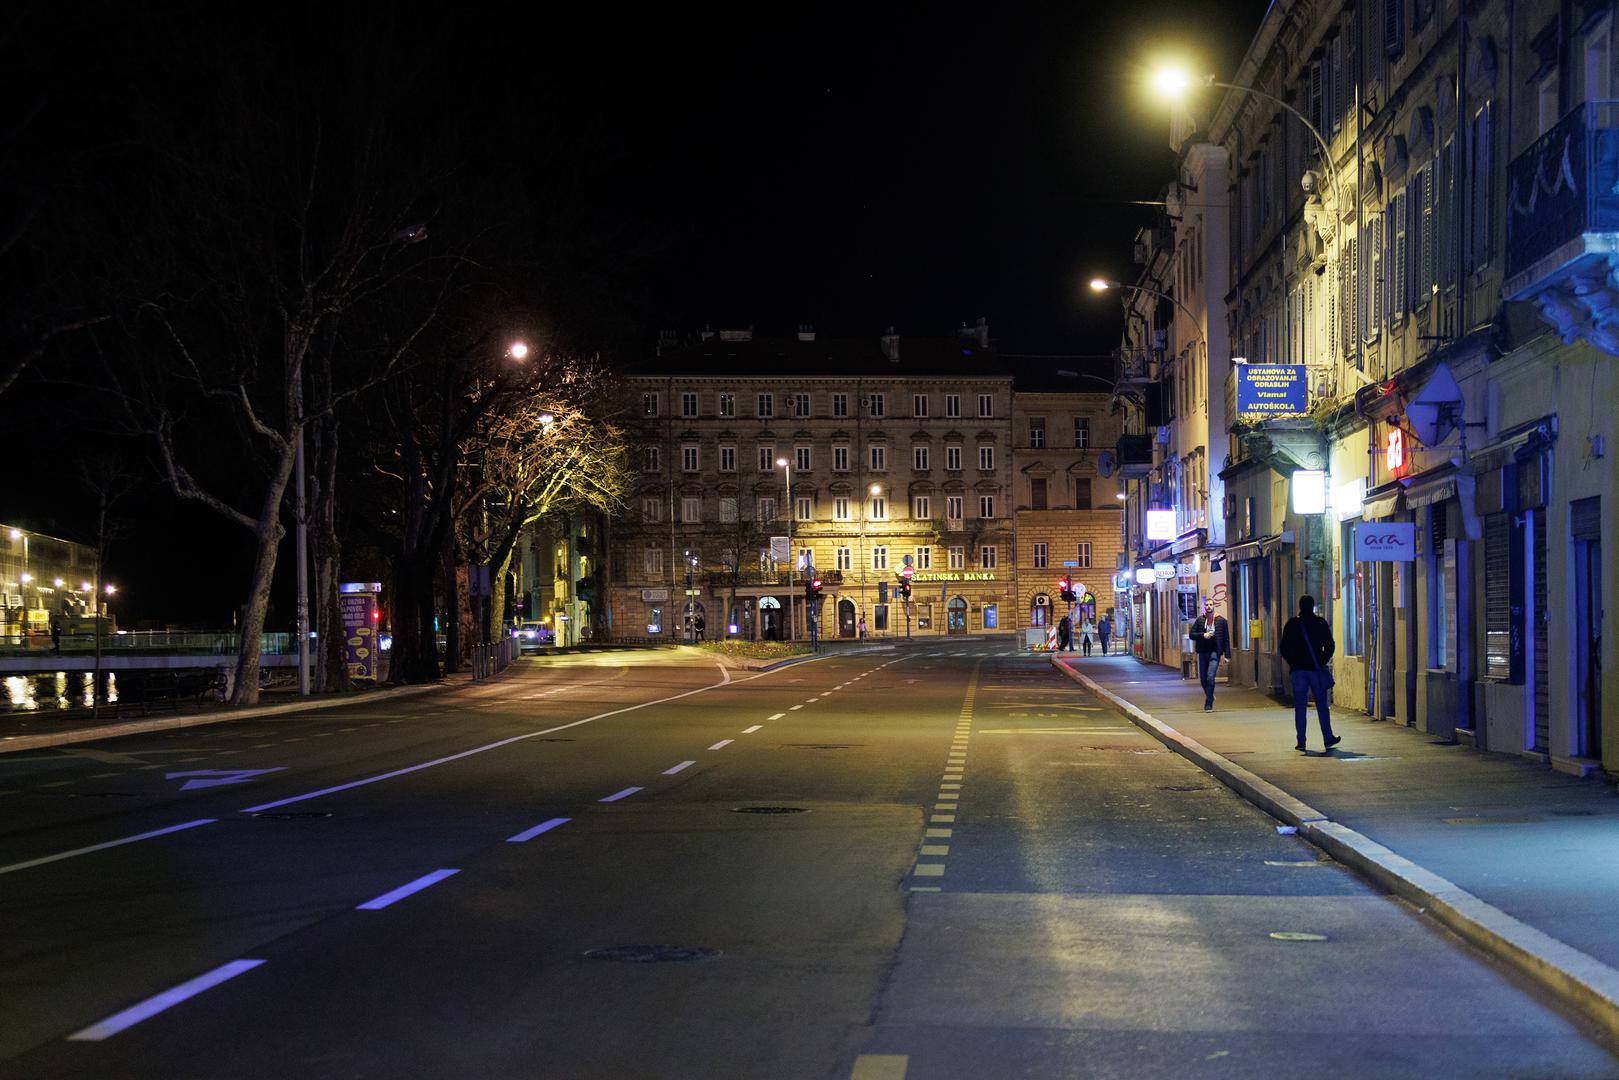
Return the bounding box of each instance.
[442,533,463,671]
[231,450,296,704]
[389,547,439,684]
[310,410,349,694]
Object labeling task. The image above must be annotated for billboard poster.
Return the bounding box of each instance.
[340,588,378,680]
[1354,522,1417,561]
[1235,364,1308,415]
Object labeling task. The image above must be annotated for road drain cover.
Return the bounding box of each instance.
[1269,931,1328,942]
[732,806,808,814]
[584,945,721,963]
[251,811,333,820]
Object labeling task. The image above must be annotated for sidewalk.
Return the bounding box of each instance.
[1054,654,1619,1042]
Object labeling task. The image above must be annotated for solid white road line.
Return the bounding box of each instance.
[0,819,217,878]
[743,725,763,733]
[599,786,643,803]
[356,869,460,910]
[66,959,266,1042]
[239,665,735,814]
[663,760,696,775]
[708,739,733,750]
[507,817,571,843]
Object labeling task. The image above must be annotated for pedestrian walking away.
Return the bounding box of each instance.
[1280,594,1339,751]
[1097,613,1112,656]
[1057,614,1073,652]
[1188,599,1230,711]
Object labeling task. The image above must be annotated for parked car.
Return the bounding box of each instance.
[514,621,552,653]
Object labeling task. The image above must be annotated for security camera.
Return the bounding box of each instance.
[1300,170,1320,195]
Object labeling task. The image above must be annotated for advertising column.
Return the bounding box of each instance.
[339,582,380,681]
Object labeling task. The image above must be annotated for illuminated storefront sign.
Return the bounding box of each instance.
[1234,364,1308,415]
[910,572,997,583]
[1354,522,1417,561]
[1291,470,1328,514]
[1385,427,1409,477]
[1145,509,1177,540]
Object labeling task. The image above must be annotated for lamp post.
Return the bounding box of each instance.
[1088,279,1207,346]
[1150,68,1343,216]
[775,457,795,642]
[861,483,882,630]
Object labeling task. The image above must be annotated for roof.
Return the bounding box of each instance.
[625,336,1009,380]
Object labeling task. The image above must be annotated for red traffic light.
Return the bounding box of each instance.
[811,578,822,589]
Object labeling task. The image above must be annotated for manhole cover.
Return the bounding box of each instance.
[251,811,334,820]
[1442,816,1539,826]
[584,945,721,963]
[731,806,808,814]
[1269,931,1328,942]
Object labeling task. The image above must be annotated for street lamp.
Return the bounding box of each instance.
[861,483,883,629]
[507,341,530,362]
[775,456,795,642]
[1088,278,1206,341]
[1149,66,1343,213]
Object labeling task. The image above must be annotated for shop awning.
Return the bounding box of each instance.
[1361,488,1404,520]
[1404,478,1457,509]
[1223,534,1281,563]
[1170,529,1208,556]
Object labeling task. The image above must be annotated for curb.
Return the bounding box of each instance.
[0,680,460,755]
[1051,655,1619,1045]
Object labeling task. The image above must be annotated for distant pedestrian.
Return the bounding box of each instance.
[1189,599,1230,711]
[694,614,706,641]
[858,617,868,641]
[1057,615,1073,652]
[1097,613,1112,656]
[50,621,61,654]
[1080,618,1094,656]
[1281,595,1339,752]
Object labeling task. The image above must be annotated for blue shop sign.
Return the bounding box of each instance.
[1235,364,1308,415]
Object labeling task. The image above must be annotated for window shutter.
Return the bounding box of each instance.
[1420,162,1435,303]
[1310,61,1324,141]
[1385,0,1404,57]
[1330,36,1345,135]
[1484,514,1511,679]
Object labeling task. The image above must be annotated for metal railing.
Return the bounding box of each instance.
[0,630,295,655]
[471,638,519,680]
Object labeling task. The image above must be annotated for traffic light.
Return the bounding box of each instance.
[1058,576,1076,604]
[900,579,911,601]
[807,577,824,602]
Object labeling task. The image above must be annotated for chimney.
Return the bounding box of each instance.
[880,326,900,362]
[797,323,815,342]
[975,316,990,348]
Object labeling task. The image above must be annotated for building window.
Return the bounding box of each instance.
[1584,18,1612,104]
[870,445,886,471]
[1029,418,1045,448]
[978,446,994,471]
[1032,542,1048,569]
[720,446,736,472]
[795,496,812,521]
[1076,543,1091,568]
[980,545,998,569]
[758,496,777,521]
[680,392,698,418]
[948,546,965,570]
[871,496,887,520]
[872,546,888,570]
[682,445,699,472]
[867,393,885,417]
[642,393,659,417]
[681,496,701,523]
[1031,478,1047,510]
[1074,418,1090,448]
[913,393,929,417]
[757,393,773,417]
[913,446,929,470]
[798,547,812,571]
[832,393,849,417]
[977,394,993,418]
[758,446,774,472]
[914,547,932,570]
[641,497,661,523]
[718,393,736,417]
[644,547,663,575]
[836,546,852,571]
[642,446,660,472]
[945,394,961,418]
[719,497,739,523]
[795,446,812,471]
[945,445,962,471]
[834,497,851,521]
[791,393,811,418]
[946,495,963,523]
[1075,478,1092,510]
[912,495,930,519]
[979,494,995,518]
[833,445,850,471]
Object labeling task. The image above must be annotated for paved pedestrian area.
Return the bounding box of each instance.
[1060,656,1619,976]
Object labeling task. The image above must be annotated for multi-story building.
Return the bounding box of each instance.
[1008,366,1126,644]
[1128,0,1617,774]
[607,325,1018,641]
[1,523,102,644]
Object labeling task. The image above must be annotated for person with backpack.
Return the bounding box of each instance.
[1280,595,1340,752]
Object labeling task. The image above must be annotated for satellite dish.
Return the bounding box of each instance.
[1096,450,1117,478]
[1406,363,1463,447]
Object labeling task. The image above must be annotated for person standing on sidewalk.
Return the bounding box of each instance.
[1280,595,1339,751]
[1057,614,1073,652]
[1097,613,1112,655]
[1188,599,1230,711]
[1080,617,1094,656]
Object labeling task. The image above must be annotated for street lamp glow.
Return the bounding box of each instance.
[1151,66,1193,99]
[1088,278,1114,292]
[868,483,882,496]
[104,584,116,596]
[19,573,30,583]
[7,529,19,540]
[775,457,788,468]
[507,341,529,361]
[53,577,64,588]
[80,582,92,592]
[538,412,554,427]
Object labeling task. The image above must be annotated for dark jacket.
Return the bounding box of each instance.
[1190,614,1230,657]
[1280,612,1335,671]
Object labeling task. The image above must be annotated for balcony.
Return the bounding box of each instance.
[1115,433,1153,479]
[1115,348,1158,389]
[1505,103,1619,302]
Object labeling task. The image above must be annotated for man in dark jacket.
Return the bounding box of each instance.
[1188,599,1230,711]
[1280,595,1340,751]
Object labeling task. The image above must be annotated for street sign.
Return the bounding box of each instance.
[1061,560,1078,567]
[899,564,914,578]
[1234,364,1308,415]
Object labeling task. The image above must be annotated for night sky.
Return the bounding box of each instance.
[2,2,1265,625]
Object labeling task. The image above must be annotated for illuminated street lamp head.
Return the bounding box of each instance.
[868,483,882,496]
[775,457,788,468]
[7,528,19,540]
[1088,278,1118,292]
[19,572,30,583]
[507,341,529,361]
[53,577,64,588]
[80,582,92,592]
[1151,66,1194,99]
[538,412,554,427]
[104,584,116,596]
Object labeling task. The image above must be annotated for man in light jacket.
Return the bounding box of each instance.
[1280,594,1340,752]
[1188,599,1230,712]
